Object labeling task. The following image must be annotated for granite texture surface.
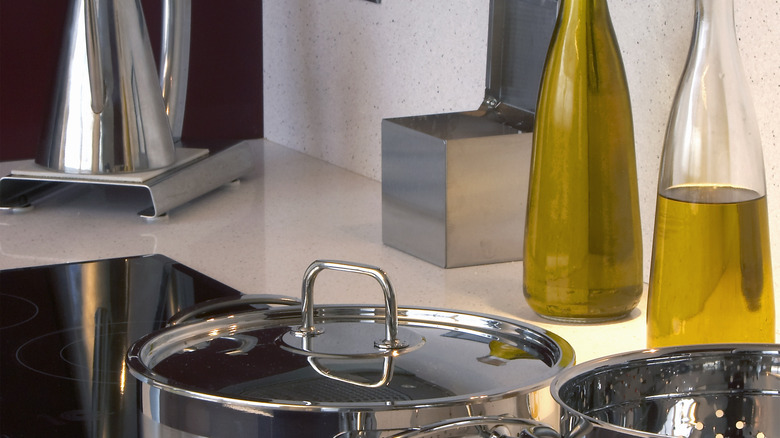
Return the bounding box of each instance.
[2,140,778,363]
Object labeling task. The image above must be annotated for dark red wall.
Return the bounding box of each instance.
[0,0,263,162]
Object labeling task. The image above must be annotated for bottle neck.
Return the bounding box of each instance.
[558,0,612,31]
[559,0,608,16]
[660,0,765,197]
[693,0,739,52]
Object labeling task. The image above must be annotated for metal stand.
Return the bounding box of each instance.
[0,140,254,220]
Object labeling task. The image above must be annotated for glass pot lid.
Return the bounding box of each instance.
[127,260,575,409]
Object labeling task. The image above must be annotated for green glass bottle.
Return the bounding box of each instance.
[647,0,775,347]
[524,0,642,321]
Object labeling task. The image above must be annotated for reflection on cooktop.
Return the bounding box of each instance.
[0,255,242,437]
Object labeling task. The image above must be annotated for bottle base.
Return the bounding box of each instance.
[533,311,633,324]
[523,283,643,324]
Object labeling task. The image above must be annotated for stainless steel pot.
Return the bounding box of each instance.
[343,345,779,438]
[126,260,575,438]
[551,344,780,438]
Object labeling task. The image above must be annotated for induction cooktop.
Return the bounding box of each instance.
[0,255,243,437]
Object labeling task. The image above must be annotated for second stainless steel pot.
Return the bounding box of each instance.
[355,345,780,438]
[552,344,780,438]
[127,260,575,438]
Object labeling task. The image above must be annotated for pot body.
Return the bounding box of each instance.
[332,344,780,438]
[128,305,573,438]
[136,383,551,438]
[128,260,573,437]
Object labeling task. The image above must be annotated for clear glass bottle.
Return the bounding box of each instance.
[524,0,643,321]
[647,0,775,347]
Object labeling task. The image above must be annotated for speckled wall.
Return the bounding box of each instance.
[262,0,780,286]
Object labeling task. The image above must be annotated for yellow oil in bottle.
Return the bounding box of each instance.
[647,185,775,347]
[523,131,643,321]
[523,0,643,322]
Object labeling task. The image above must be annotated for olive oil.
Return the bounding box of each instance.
[648,0,775,347]
[523,153,644,320]
[647,186,775,347]
[523,0,643,321]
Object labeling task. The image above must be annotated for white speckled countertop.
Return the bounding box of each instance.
[1,140,777,363]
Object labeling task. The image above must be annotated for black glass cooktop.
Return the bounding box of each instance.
[0,255,243,437]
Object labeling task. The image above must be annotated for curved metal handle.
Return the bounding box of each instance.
[561,415,594,438]
[294,260,407,350]
[169,294,301,325]
[388,416,560,438]
[307,355,395,389]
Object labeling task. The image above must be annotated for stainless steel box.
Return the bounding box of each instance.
[382,113,531,268]
[381,0,558,268]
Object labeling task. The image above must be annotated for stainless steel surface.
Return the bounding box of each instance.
[335,416,559,438]
[84,0,105,114]
[482,0,559,130]
[37,0,178,174]
[390,416,558,438]
[552,344,780,438]
[382,114,530,268]
[293,261,411,352]
[0,140,254,218]
[381,0,558,268]
[159,0,191,141]
[387,345,780,438]
[3,0,254,218]
[127,260,575,437]
[133,140,253,218]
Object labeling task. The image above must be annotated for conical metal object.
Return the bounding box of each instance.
[36,0,178,174]
[1,0,255,219]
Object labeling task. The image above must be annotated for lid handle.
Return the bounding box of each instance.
[295,260,408,351]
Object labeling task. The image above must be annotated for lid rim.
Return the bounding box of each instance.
[127,304,575,409]
[128,363,558,412]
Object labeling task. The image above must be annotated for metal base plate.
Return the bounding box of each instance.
[0,141,254,219]
[7,147,208,183]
